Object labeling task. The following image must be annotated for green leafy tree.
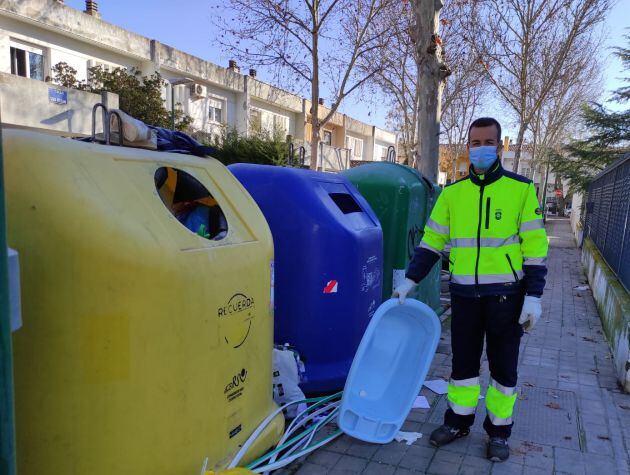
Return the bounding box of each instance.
[51,62,87,89]
[196,128,290,166]
[553,37,630,193]
[51,62,193,131]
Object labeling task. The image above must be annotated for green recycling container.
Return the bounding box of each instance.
[342,162,441,310]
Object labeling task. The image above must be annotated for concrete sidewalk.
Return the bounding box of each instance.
[285,217,630,475]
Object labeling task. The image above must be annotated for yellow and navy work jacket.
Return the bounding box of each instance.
[407,160,548,297]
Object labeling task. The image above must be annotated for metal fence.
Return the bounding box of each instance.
[584,154,630,291]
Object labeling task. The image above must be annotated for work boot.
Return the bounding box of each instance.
[487,437,510,462]
[429,424,470,447]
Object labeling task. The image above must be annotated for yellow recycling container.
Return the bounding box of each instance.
[3,129,283,475]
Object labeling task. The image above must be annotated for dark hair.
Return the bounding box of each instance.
[468,117,502,143]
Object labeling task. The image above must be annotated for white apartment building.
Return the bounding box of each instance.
[0,0,396,168]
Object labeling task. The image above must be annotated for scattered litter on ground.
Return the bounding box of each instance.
[582,336,596,342]
[523,382,535,387]
[412,396,430,409]
[423,379,448,395]
[545,402,562,410]
[395,431,422,446]
[597,435,611,441]
[573,285,590,291]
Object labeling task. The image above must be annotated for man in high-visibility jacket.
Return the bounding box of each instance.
[394,117,548,462]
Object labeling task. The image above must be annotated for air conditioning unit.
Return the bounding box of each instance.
[87,59,112,72]
[190,83,206,99]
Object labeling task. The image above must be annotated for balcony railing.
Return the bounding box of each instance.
[297,141,352,172]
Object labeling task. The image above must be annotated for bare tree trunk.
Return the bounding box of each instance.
[555,174,565,216]
[310,1,320,170]
[541,161,550,214]
[512,123,527,172]
[413,0,444,183]
[452,153,457,183]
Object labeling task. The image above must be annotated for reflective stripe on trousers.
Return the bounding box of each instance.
[447,377,481,416]
[485,378,517,426]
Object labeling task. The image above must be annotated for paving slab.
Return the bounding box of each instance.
[284,218,629,474]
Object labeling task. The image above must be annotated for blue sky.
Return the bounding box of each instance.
[66,0,628,137]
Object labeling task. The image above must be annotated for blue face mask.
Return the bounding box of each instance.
[469,145,498,171]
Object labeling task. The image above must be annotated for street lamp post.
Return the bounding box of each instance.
[166,77,194,131]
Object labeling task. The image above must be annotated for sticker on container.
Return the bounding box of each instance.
[361,258,382,292]
[323,280,338,294]
[229,424,242,439]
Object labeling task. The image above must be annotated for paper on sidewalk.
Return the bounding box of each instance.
[412,396,430,409]
[423,379,448,394]
[395,431,423,445]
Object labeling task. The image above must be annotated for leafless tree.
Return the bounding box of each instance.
[466,0,610,172]
[440,0,488,182]
[358,2,418,164]
[366,0,483,172]
[410,0,451,182]
[441,72,486,182]
[212,0,394,169]
[529,46,602,211]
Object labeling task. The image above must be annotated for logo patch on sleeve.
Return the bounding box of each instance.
[535,208,543,215]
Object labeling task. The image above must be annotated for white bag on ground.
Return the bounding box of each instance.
[272,346,306,418]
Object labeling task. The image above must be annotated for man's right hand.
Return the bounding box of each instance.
[392,278,418,304]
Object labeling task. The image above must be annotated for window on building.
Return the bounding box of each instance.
[346,136,364,159]
[208,97,224,124]
[323,130,333,146]
[380,146,388,161]
[273,114,289,136]
[521,167,532,179]
[10,40,44,81]
[250,108,262,131]
[250,107,289,137]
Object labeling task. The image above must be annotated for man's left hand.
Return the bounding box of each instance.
[519,295,542,331]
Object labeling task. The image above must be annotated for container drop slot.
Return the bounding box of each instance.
[154,167,228,240]
[329,192,363,214]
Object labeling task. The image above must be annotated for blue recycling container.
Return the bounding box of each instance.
[229,164,383,394]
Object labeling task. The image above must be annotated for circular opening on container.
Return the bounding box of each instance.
[154,167,228,240]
